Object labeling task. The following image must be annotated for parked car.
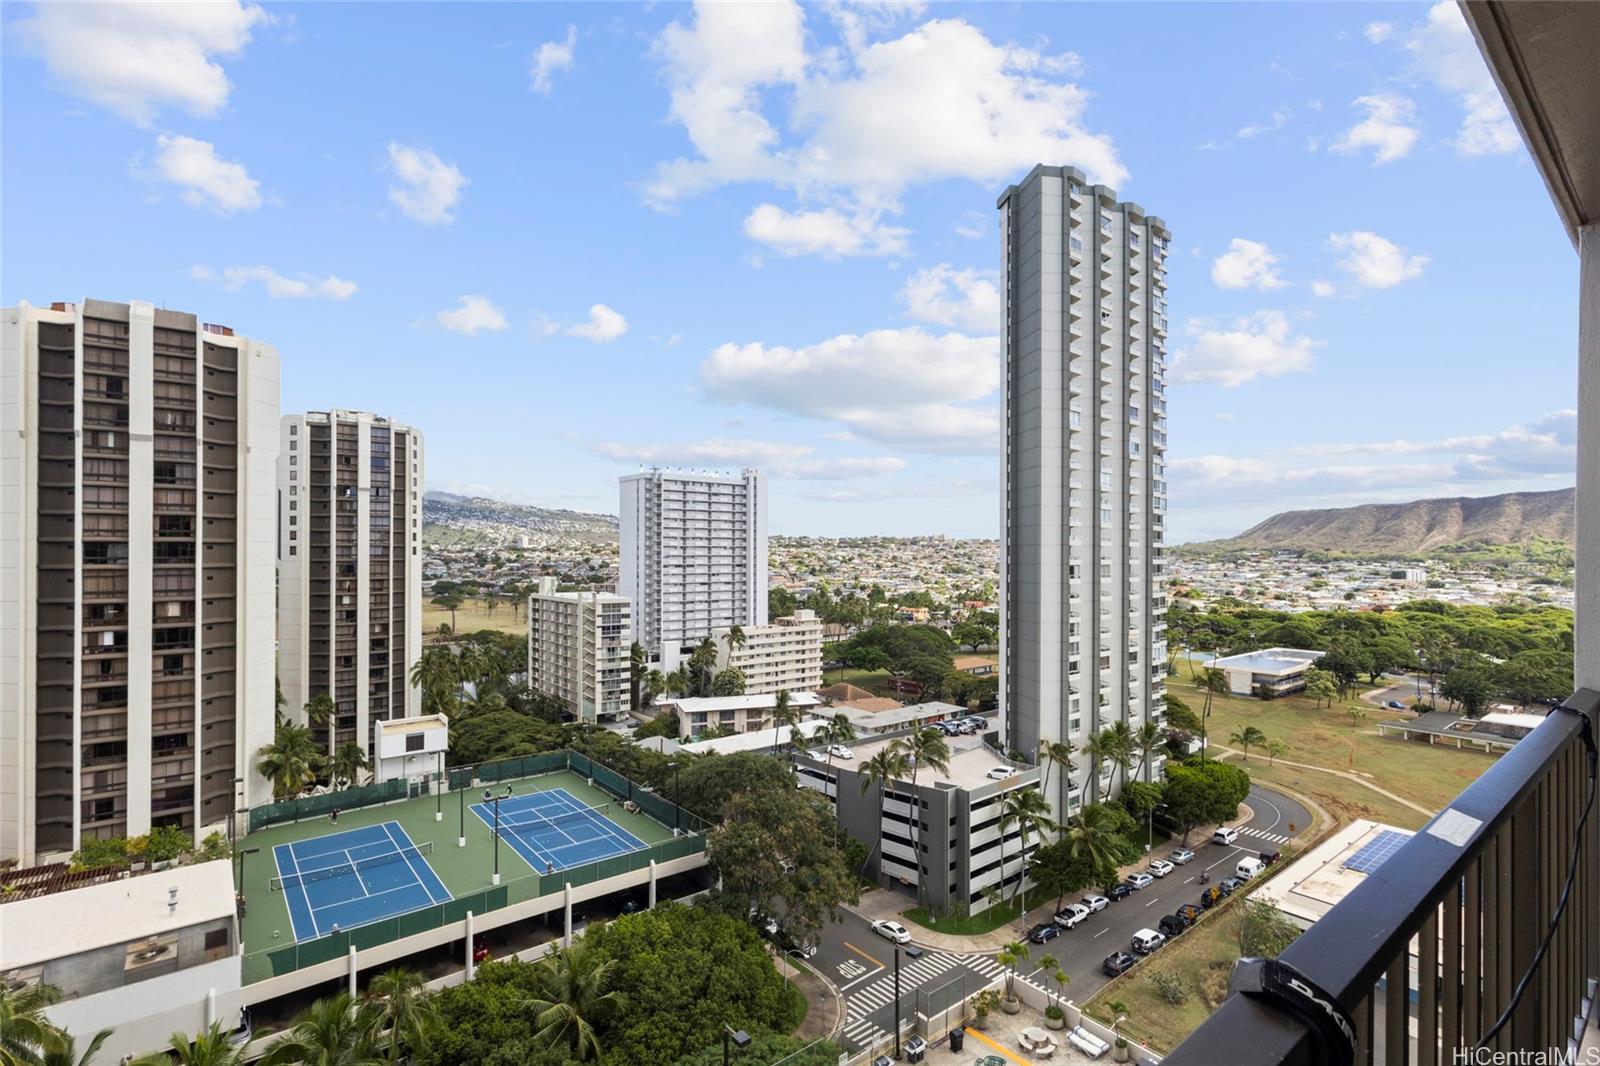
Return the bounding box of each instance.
[1130,928,1167,955]
[1107,883,1135,902]
[871,919,912,944]
[1198,886,1223,909]
[1148,859,1175,878]
[985,766,1018,781]
[1081,894,1110,913]
[1028,922,1062,944]
[1158,913,1191,938]
[964,716,987,730]
[1219,877,1245,896]
[1385,699,1406,710]
[1054,904,1090,929]
[1176,903,1203,924]
[1213,826,1241,845]
[1235,857,1266,880]
[1126,872,1154,890]
[1102,951,1137,977]
[1259,849,1282,865]
[1170,848,1196,865]
[827,744,854,759]
[775,927,817,958]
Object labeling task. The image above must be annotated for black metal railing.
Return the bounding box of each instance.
[1166,689,1598,1065]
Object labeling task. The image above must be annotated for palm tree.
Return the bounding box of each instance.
[1066,803,1123,889]
[998,787,1057,919]
[995,941,1031,1005]
[305,692,336,733]
[857,744,912,877]
[770,689,798,755]
[1080,730,1114,807]
[525,938,626,1062]
[1133,721,1166,782]
[38,1030,111,1066]
[1104,721,1135,796]
[687,637,719,697]
[722,625,746,656]
[331,741,369,790]
[901,726,951,907]
[1036,739,1077,824]
[138,1022,247,1066]
[663,669,690,699]
[1199,667,1230,759]
[628,642,648,712]
[1265,738,1289,767]
[1037,955,1071,1017]
[261,993,381,1066]
[1230,726,1268,761]
[820,713,859,766]
[409,646,460,716]
[363,968,437,1065]
[1,982,63,1066]
[256,721,326,800]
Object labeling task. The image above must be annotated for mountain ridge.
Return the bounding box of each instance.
[423,490,617,547]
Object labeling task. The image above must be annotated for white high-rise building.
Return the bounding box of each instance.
[997,166,1171,824]
[1,299,279,863]
[619,469,768,672]
[712,610,824,696]
[526,577,632,722]
[277,410,423,759]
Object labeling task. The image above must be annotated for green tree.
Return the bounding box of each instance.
[256,721,327,800]
[820,713,859,768]
[1081,730,1115,805]
[1198,667,1230,757]
[1065,803,1125,892]
[1132,721,1166,783]
[628,642,648,713]
[38,1030,111,1066]
[1303,668,1338,709]
[410,646,461,716]
[686,638,719,698]
[331,741,369,790]
[431,591,464,633]
[1161,693,1202,734]
[998,787,1057,915]
[768,587,797,620]
[138,1022,248,1066]
[1036,739,1077,823]
[1229,726,1267,761]
[769,689,797,755]
[260,993,381,1066]
[995,941,1031,1005]
[707,786,859,935]
[523,938,626,1062]
[1,982,63,1066]
[1240,899,1303,958]
[1104,721,1136,795]
[1265,738,1289,767]
[1119,780,1163,822]
[1164,761,1251,844]
[721,625,746,657]
[901,727,951,907]
[305,692,336,734]
[364,968,437,1065]
[710,668,747,698]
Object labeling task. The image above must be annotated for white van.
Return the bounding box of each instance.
[1235,857,1266,880]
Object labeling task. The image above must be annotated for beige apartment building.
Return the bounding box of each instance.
[712,610,823,695]
[526,577,631,722]
[1,299,279,863]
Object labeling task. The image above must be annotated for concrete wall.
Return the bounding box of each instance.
[44,954,243,1066]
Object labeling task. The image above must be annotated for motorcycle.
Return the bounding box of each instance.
[1198,871,1210,885]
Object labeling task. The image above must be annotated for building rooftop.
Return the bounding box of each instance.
[815,730,1024,792]
[830,701,973,732]
[660,691,823,714]
[0,860,235,970]
[1246,819,1414,928]
[377,714,449,737]
[1209,647,1324,674]
[679,720,829,756]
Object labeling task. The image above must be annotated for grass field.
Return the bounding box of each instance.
[1168,675,1496,817]
[422,597,527,639]
[820,654,998,698]
[904,895,1027,936]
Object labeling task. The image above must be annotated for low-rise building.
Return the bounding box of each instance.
[1377,709,1544,753]
[661,691,824,739]
[794,732,1040,917]
[374,714,449,783]
[952,655,997,676]
[826,701,981,738]
[713,610,824,695]
[678,720,829,756]
[1208,647,1325,697]
[527,577,631,722]
[1248,819,1414,929]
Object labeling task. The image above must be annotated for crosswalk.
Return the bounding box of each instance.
[839,950,1006,1050]
[1237,827,1291,844]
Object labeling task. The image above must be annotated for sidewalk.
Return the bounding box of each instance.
[775,946,843,1040]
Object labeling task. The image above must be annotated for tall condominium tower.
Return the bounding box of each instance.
[526,577,632,723]
[997,166,1172,823]
[619,468,768,672]
[277,410,423,759]
[0,299,279,863]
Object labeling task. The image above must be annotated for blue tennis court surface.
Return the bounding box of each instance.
[471,787,648,874]
[272,822,450,943]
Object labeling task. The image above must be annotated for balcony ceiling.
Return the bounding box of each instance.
[1464,0,1600,245]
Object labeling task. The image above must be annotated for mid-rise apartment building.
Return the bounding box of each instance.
[277,410,423,757]
[619,468,767,673]
[998,165,1171,824]
[712,609,823,695]
[1,299,278,863]
[526,576,631,722]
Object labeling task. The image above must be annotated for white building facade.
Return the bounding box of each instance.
[618,468,767,673]
[1,299,278,863]
[713,609,823,695]
[997,166,1171,825]
[526,577,631,722]
[277,410,423,760]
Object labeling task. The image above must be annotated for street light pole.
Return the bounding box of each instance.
[722,1024,750,1066]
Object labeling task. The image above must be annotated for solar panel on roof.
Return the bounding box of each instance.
[1342,829,1411,875]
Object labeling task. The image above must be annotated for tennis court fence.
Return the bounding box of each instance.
[241,831,707,984]
[247,749,708,835]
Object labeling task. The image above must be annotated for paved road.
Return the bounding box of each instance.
[809,783,1310,1047]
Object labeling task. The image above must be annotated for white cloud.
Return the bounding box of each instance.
[1238,106,1292,139]
[900,265,1001,333]
[387,143,467,224]
[1310,279,1337,298]
[151,135,260,213]
[191,264,356,300]
[1328,230,1428,288]
[1331,94,1420,164]
[567,304,629,343]
[649,4,1124,255]
[529,26,577,94]
[1293,410,1576,481]
[701,326,998,453]
[954,222,986,240]
[743,204,908,257]
[1395,2,1520,156]
[593,438,907,480]
[1364,21,1394,44]
[1210,239,1287,291]
[16,1,266,125]
[1170,311,1318,388]
[435,295,507,334]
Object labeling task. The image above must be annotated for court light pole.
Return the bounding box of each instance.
[485,788,501,885]
[458,765,471,848]
[667,761,680,835]
[235,846,259,917]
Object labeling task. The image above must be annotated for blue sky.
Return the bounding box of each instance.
[2,2,1578,541]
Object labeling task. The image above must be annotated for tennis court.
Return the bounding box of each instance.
[470,786,649,874]
[272,821,451,942]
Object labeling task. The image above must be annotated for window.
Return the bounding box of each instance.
[405,733,425,753]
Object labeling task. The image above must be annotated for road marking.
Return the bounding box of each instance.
[1145,898,1159,907]
[843,940,885,969]
[1251,789,1284,833]
[964,1026,1032,1065]
[839,967,885,993]
[1093,927,1108,938]
[1183,876,1194,884]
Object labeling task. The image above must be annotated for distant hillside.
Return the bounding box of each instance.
[423,491,617,548]
[1193,488,1575,554]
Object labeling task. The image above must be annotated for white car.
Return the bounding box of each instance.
[1148,859,1175,879]
[1170,848,1196,865]
[871,919,912,945]
[1213,826,1241,845]
[1081,894,1110,913]
[985,766,1018,781]
[1054,903,1090,929]
[827,744,854,760]
[1126,872,1155,890]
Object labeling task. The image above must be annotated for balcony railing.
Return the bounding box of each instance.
[1166,689,1598,1065]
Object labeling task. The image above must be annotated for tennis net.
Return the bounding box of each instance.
[270,841,434,892]
[494,800,611,836]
